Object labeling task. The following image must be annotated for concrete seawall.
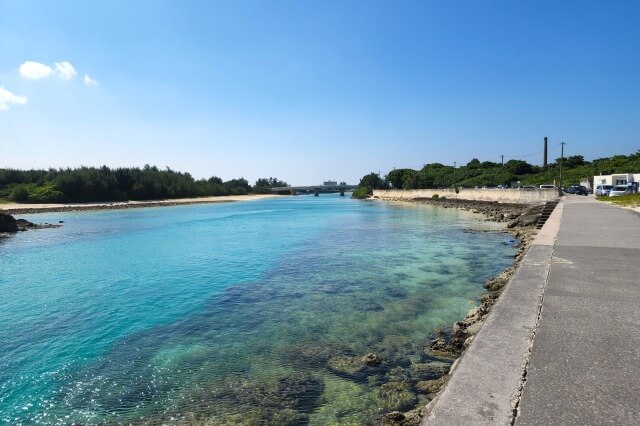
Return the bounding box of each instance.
[373,188,558,204]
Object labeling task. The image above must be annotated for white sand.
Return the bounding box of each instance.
[1,194,281,212]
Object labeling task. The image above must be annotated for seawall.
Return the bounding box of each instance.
[373,188,558,204]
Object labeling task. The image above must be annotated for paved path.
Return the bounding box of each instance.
[516,197,640,424]
[424,196,640,425]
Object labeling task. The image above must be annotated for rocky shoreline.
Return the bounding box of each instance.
[374,197,541,425]
[0,212,61,234]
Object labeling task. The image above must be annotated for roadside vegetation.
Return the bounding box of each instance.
[596,194,640,207]
[354,151,640,195]
[0,166,287,203]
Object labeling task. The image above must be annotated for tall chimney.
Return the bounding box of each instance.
[543,136,548,167]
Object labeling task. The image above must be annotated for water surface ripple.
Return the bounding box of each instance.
[0,195,516,424]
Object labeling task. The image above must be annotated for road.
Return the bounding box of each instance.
[516,196,640,424]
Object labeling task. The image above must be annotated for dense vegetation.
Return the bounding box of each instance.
[253,177,289,194]
[353,151,640,197]
[0,165,288,203]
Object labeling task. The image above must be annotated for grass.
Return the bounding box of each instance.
[596,193,640,207]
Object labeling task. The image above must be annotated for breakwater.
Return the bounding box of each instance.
[373,188,558,204]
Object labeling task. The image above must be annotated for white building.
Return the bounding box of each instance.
[593,173,640,192]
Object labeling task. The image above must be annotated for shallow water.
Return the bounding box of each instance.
[0,195,517,424]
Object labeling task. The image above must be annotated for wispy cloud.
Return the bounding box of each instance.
[84,74,98,86]
[19,61,53,79]
[55,61,77,80]
[0,86,28,111]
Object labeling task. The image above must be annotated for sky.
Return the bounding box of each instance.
[1,0,638,185]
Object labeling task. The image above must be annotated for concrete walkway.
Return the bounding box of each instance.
[516,197,640,425]
[423,196,640,425]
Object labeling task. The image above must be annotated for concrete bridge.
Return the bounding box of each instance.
[269,184,357,196]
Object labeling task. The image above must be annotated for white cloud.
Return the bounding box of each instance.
[19,61,53,79]
[55,61,77,80]
[83,74,98,86]
[0,86,28,111]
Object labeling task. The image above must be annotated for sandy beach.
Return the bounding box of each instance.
[0,193,281,214]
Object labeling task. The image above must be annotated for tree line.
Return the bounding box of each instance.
[353,151,640,198]
[0,165,288,203]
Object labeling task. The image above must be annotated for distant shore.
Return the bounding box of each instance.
[0,194,281,214]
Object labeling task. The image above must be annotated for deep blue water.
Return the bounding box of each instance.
[0,195,516,424]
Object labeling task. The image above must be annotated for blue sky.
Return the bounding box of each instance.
[1,0,638,185]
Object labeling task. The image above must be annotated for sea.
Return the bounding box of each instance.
[0,194,517,424]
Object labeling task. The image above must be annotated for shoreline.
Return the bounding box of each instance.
[372,197,542,424]
[0,193,281,215]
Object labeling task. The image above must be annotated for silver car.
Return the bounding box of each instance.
[609,185,630,197]
[595,184,614,196]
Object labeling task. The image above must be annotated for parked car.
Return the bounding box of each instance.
[564,185,589,196]
[609,185,631,197]
[539,184,556,189]
[595,184,614,196]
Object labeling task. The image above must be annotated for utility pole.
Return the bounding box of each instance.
[500,155,504,166]
[453,161,457,188]
[559,142,566,195]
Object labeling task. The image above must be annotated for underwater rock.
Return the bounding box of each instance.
[380,408,422,426]
[280,342,352,368]
[203,406,309,425]
[382,411,407,425]
[385,287,408,299]
[374,381,418,413]
[415,376,447,394]
[355,302,385,312]
[327,355,365,377]
[410,361,451,380]
[190,373,324,419]
[361,353,382,366]
[385,366,411,382]
[271,375,325,412]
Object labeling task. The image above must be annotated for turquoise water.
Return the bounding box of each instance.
[0,195,516,424]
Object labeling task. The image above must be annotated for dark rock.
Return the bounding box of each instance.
[0,213,18,232]
[428,337,447,352]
